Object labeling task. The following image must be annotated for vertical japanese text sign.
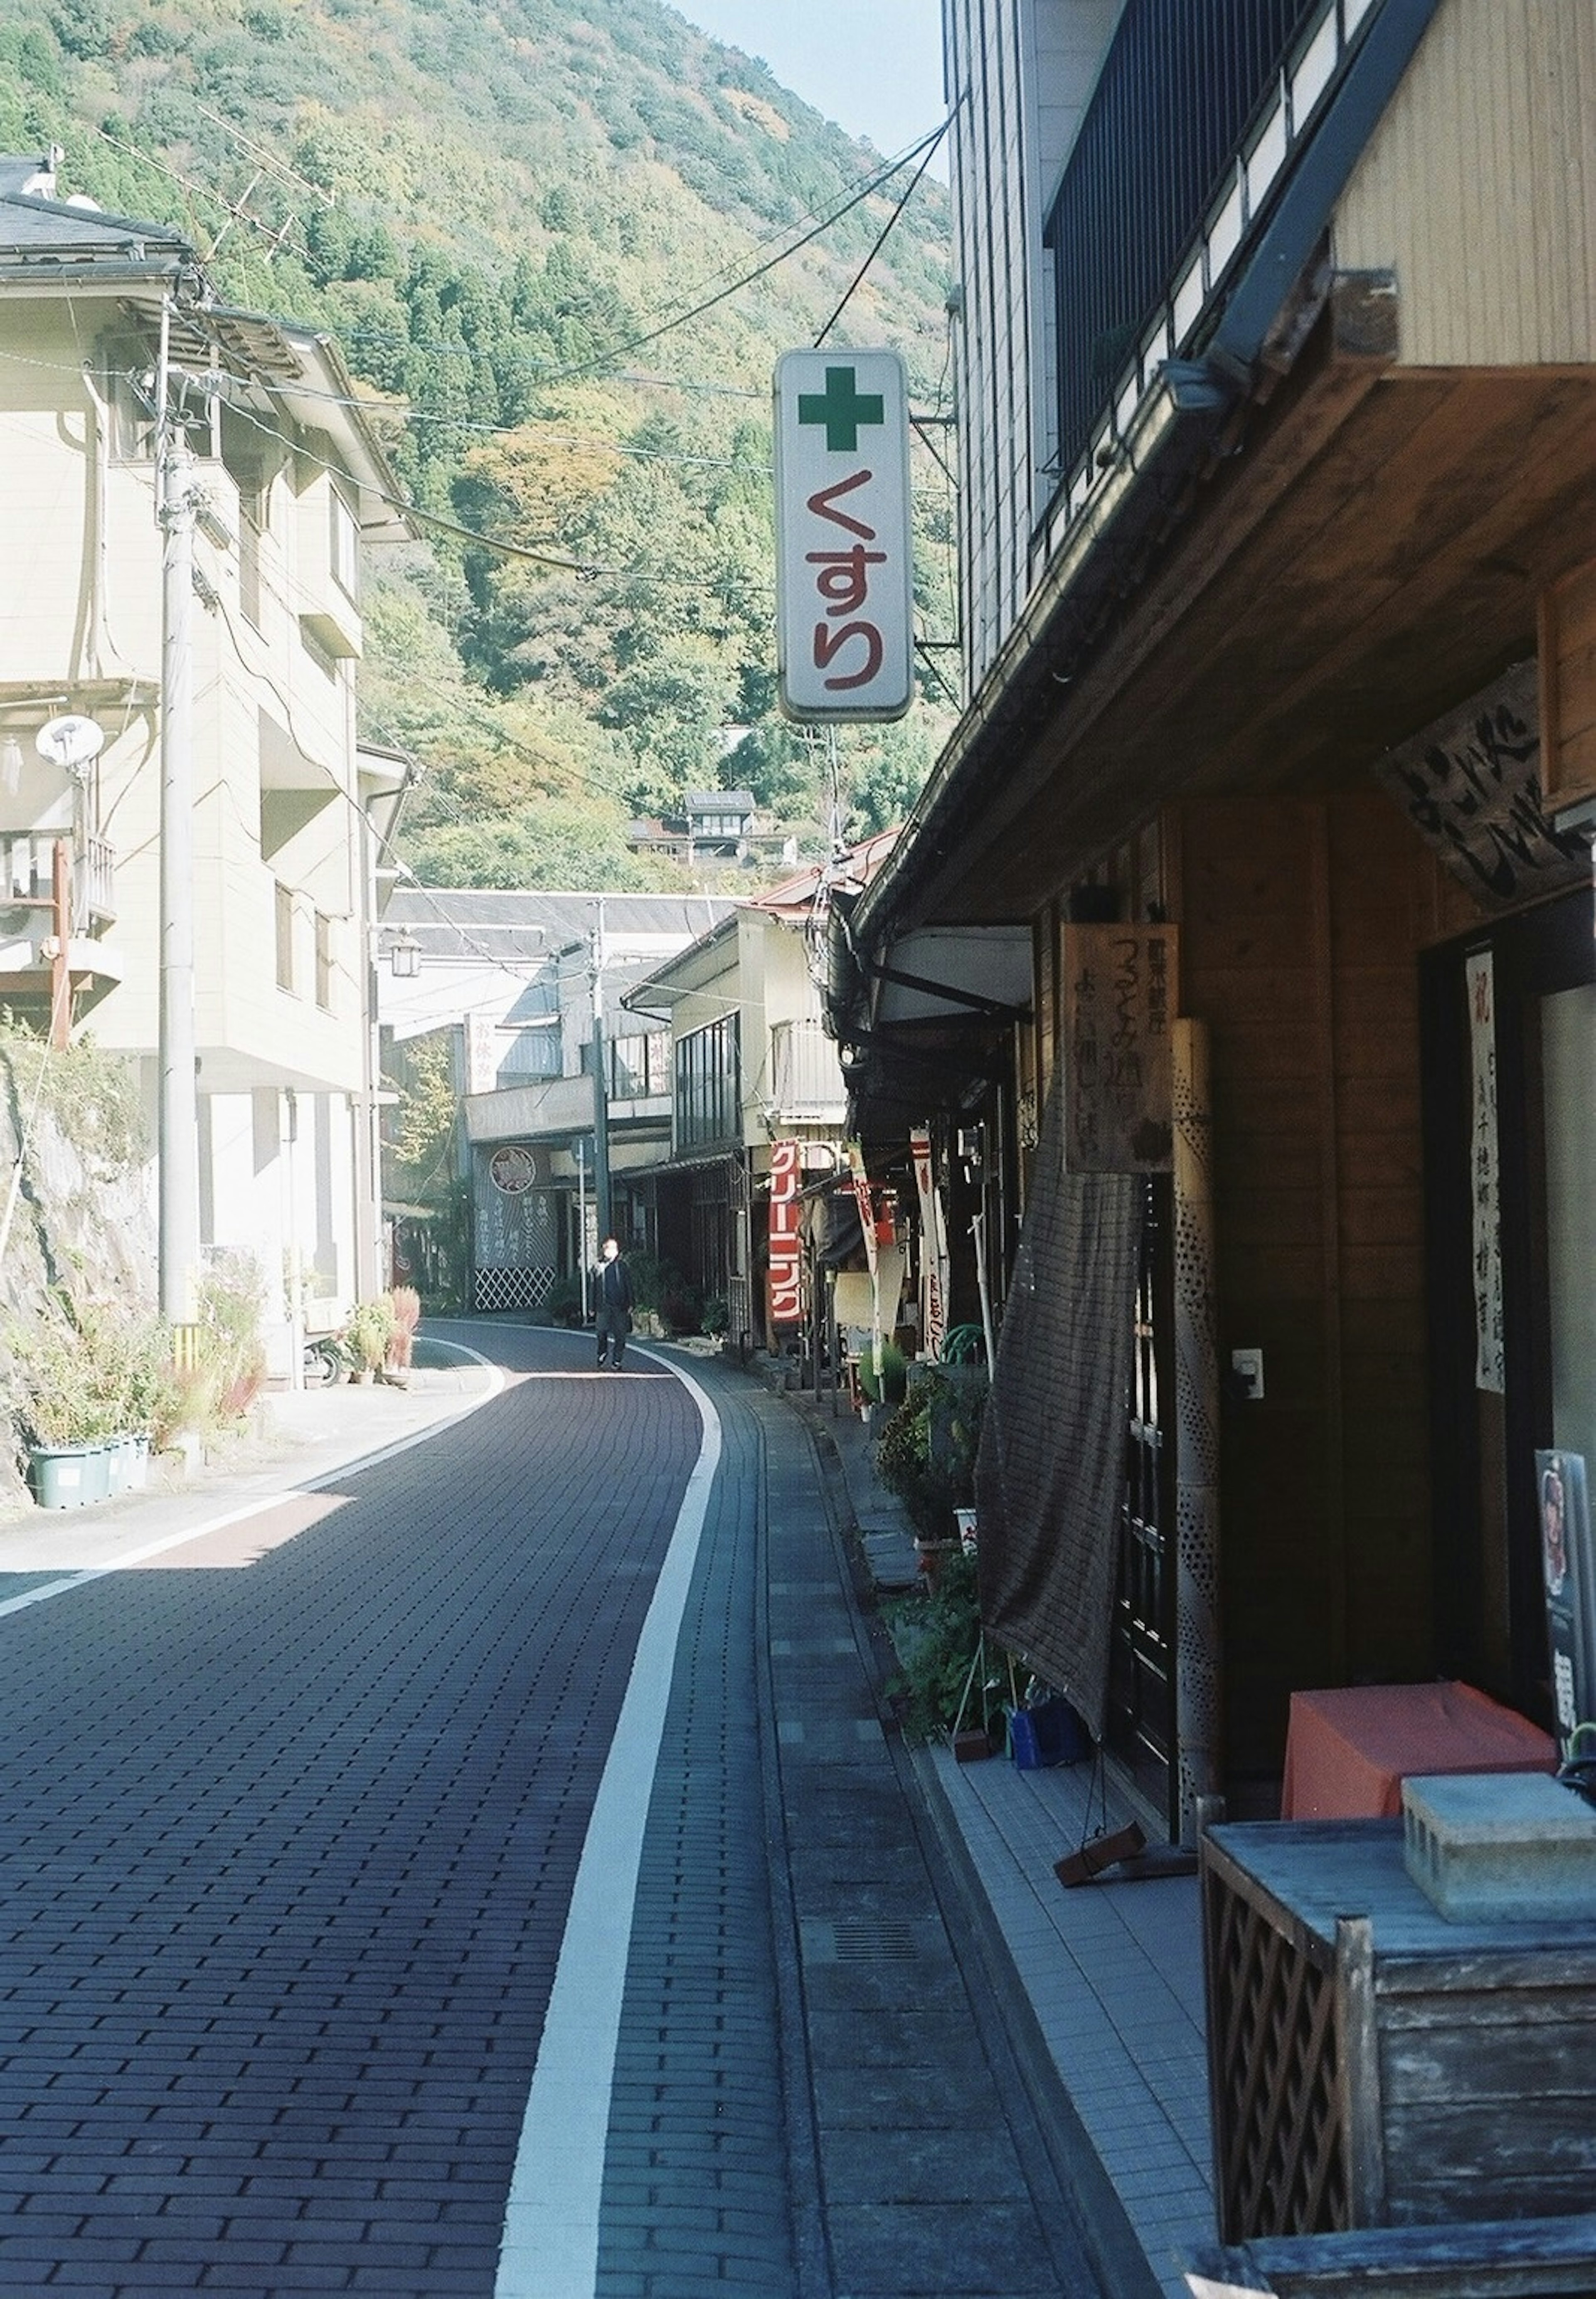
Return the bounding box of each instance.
[768,1139,803,1328]
[774,350,913,722]
[1061,926,1179,1172]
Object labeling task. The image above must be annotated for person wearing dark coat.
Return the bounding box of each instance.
[594,1237,634,1370]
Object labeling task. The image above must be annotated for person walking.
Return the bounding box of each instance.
[594,1236,634,1371]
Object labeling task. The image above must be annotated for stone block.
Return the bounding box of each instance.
[1402,1770,1596,1921]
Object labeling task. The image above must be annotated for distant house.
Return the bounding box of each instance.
[626,789,798,870]
[623,833,897,1350]
[377,888,733,1310]
[0,148,410,1365]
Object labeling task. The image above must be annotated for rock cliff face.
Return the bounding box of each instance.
[0,1035,155,1496]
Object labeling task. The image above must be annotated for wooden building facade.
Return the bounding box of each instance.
[830,0,1596,1826]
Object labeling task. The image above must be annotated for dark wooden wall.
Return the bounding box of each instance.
[1170,792,1480,1785]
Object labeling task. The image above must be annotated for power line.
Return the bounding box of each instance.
[814,118,951,351]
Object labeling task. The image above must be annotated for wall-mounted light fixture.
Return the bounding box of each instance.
[388,930,421,980]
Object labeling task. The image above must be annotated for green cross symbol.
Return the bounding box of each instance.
[797,365,885,453]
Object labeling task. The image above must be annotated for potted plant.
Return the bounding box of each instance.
[875,1365,988,1584]
[345,1296,397,1382]
[385,1285,421,1382]
[7,1296,113,1507]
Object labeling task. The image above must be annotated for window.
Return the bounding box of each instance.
[101,338,156,461]
[275,883,296,993]
[609,1030,669,1099]
[239,479,267,630]
[496,1024,562,1086]
[330,486,360,601]
[674,1015,740,1150]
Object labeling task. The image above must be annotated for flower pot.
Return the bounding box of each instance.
[914,1535,958,1590]
[30,1442,101,1510]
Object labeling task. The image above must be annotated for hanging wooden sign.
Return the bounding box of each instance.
[1061,925,1178,1173]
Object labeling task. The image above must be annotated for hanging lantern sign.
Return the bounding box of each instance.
[774,349,913,723]
[768,1138,803,1327]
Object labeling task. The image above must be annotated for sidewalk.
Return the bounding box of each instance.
[783,1373,1215,2299]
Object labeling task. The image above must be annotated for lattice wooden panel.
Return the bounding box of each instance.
[473,1264,556,1311]
[1204,1855,1349,2243]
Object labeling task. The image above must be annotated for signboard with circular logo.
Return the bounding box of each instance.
[489,1145,537,1195]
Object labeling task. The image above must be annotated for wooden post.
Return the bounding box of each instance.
[1335,1914,1387,2228]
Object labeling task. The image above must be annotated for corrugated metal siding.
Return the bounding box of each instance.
[1334,0,1596,366]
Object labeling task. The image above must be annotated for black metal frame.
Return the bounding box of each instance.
[1044,0,1325,487]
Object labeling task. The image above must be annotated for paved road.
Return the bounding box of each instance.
[0,1325,729,2298]
[0,1324,1108,2299]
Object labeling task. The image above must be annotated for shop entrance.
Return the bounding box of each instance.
[1422,885,1596,1727]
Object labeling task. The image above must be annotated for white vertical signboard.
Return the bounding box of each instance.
[774,349,913,722]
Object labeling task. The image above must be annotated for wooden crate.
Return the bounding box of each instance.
[1187,2212,1596,2296]
[1202,1821,1596,2245]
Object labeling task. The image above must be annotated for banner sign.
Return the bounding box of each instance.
[909,1125,947,1361]
[1466,950,1505,1394]
[1536,1449,1596,1755]
[768,1138,803,1327]
[846,1139,879,1279]
[774,349,913,723]
[1061,926,1178,1172]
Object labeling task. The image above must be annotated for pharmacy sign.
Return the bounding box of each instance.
[774,349,913,722]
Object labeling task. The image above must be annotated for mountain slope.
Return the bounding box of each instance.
[0,0,956,884]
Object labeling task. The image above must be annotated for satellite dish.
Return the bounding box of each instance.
[35,715,105,771]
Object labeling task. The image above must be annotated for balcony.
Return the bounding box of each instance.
[1040,0,1389,562]
[0,831,116,928]
[770,1018,845,1125]
[0,830,121,1015]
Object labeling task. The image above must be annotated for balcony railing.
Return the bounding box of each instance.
[75,835,115,928]
[0,832,116,928]
[770,1018,845,1123]
[1042,0,1384,549]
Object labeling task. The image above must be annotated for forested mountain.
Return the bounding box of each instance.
[0,0,956,886]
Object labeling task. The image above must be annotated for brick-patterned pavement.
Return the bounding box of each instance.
[0,1326,1110,2299]
[0,1326,706,2298]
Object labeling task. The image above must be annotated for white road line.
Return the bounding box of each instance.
[0,1344,503,1621]
[495,1345,722,2299]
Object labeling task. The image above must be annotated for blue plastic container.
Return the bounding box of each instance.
[1008,1695,1090,1769]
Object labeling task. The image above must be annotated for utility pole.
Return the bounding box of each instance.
[156,298,201,1323]
[590,898,612,1244]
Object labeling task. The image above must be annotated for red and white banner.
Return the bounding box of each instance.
[909,1125,948,1361]
[768,1138,803,1327]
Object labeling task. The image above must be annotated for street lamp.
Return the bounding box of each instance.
[388,929,421,979]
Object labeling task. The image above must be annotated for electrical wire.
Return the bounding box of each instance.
[483,119,952,392]
[813,118,951,351]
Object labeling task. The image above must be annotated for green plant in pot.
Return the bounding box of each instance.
[7,1299,103,1450]
[882,1545,993,1741]
[875,1366,988,1540]
[345,1297,397,1380]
